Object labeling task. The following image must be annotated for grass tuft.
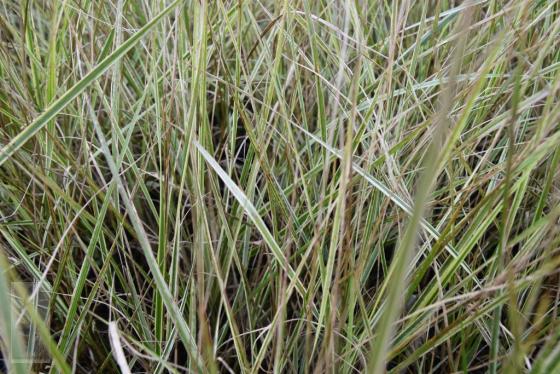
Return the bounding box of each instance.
[1,0,559,372]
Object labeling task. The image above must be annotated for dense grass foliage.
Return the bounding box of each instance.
[1,0,560,372]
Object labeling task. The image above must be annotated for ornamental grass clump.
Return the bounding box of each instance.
[0,0,559,372]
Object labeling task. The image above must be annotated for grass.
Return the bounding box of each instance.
[0,0,559,372]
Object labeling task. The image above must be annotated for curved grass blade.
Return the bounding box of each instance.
[194,140,306,297]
